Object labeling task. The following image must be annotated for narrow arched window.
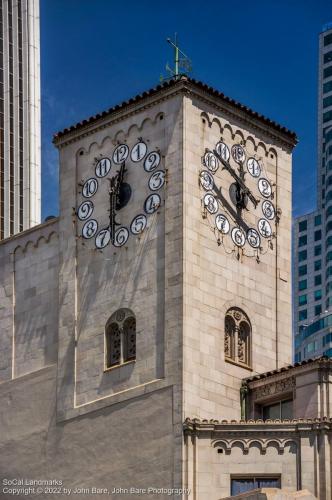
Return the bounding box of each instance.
[224,308,251,368]
[105,309,136,369]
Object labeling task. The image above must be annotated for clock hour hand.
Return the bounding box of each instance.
[109,176,120,245]
[212,149,259,209]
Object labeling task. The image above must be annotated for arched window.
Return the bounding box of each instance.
[105,309,136,369]
[224,308,251,368]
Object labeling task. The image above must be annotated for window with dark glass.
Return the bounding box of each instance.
[325,51,332,64]
[324,33,332,46]
[294,352,301,363]
[324,110,332,123]
[315,214,322,226]
[315,305,322,316]
[315,275,322,286]
[298,249,307,261]
[262,399,293,421]
[315,260,322,271]
[299,279,307,291]
[315,289,322,301]
[324,81,332,94]
[324,95,332,108]
[314,230,322,241]
[299,295,307,306]
[298,264,307,276]
[298,235,307,247]
[298,220,307,232]
[324,66,332,79]
[299,309,307,321]
[315,245,322,256]
[231,477,281,496]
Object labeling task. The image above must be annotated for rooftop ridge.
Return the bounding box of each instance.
[53,76,297,144]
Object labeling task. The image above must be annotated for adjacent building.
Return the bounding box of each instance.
[0,0,41,240]
[294,23,332,362]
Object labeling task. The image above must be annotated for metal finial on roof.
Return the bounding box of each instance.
[162,33,192,81]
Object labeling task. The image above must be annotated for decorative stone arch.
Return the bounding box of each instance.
[105,308,136,369]
[224,307,251,368]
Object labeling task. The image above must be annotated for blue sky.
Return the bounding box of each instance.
[41,0,331,219]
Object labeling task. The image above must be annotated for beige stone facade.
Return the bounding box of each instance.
[0,77,328,500]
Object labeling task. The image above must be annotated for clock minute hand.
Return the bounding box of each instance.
[212,149,258,209]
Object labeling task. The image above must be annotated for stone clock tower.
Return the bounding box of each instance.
[0,77,300,500]
[52,76,296,491]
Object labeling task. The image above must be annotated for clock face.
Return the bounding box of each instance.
[76,139,163,249]
[199,140,277,256]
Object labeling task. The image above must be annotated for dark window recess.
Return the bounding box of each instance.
[324,95,332,108]
[324,51,332,64]
[262,399,293,421]
[298,250,307,262]
[315,214,322,226]
[315,275,322,286]
[315,245,322,256]
[315,230,322,241]
[315,305,322,316]
[298,235,307,247]
[231,477,281,496]
[298,220,307,232]
[324,33,332,46]
[324,81,332,94]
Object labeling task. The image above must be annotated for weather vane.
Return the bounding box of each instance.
[161,33,192,81]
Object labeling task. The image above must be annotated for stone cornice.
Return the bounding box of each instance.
[183,417,332,436]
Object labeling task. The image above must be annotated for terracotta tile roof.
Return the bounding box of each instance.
[53,76,297,144]
[243,355,331,383]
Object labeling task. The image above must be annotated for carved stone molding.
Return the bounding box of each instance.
[252,376,295,401]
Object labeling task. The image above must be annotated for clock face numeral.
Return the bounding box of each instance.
[203,193,218,214]
[113,144,129,164]
[131,141,147,162]
[144,193,161,214]
[82,178,98,198]
[247,228,261,248]
[231,144,246,164]
[247,158,261,178]
[204,152,219,173]
[258,178,272,198]
[95,157,111,178]
[216,141,230,162]
[231,227,246,247]
[262,200,275,220]
[144,151,160,172]
[258,218,272,238]
[95,228,111,249]
[130,214,147,235]
[77,200,94,221]
[149,170,165,191]
[82,219,98,239]
[215,214,230,234]
[199,170,214,191]
[114,227,129,247]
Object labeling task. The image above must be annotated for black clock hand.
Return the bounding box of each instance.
[109,176,120,245]
[212,149,259,209]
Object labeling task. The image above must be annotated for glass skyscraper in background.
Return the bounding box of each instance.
[0,0,40,240]
[294,24,332,361]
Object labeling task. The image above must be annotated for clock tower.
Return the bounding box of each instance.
[52,76,296,493]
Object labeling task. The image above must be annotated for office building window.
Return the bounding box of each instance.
[299,294,307,306]
[299,280,307,291]
[315,305,322,316]
[298,235,307,247]
[314,230,322,241]
[299,309,307,321]
[324,348,332,357]
[298,265,307,276]
[324,95,332,108]
[294,352,301,363]
[323,332,332,346]
[324,110,332,123]
[315,245,322,256]
[315,275,322,286]
[315,260,322,271]
[324,51,332,63]
[324,33,332,46]
[307,341,317,354]
[324,81,332,94]
[327,236,332,249]
[299,250,307,261]
[298,220,307,232]
[324,66,332,79]
[315,289,322,301]
[315,214,322,226]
